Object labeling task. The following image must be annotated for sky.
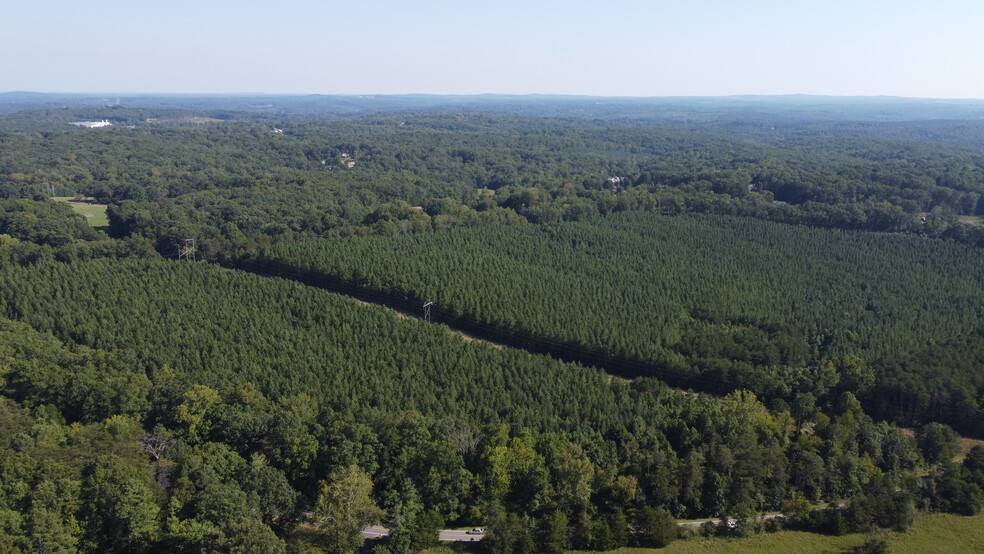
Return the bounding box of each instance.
[2,0,983,98]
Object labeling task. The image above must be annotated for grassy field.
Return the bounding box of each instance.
[417,512,984,553]
[52,196,109,230]
[958,436,984,462]
[902,428,981,464]
[627,512,984,553]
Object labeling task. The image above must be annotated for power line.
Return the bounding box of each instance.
[225,259,984,428]
[178,238,196,261]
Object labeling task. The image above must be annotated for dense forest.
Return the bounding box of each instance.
[1,259,979,552]
[3,109,984,257]
[3,99,984,552]
[241,213,984,433]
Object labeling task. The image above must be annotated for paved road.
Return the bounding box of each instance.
[439,529,485,542]
[362,526,485,542]
[363,515,785,542]
[362,525,485,542]
[362,525,391,539]
[678,517,737,528]
[678,513,784,528]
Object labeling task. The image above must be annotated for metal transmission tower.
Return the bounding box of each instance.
[423,300,433,323]
[178,238,196,261]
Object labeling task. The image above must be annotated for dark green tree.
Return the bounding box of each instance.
[537,510,569,554]
[633,506,677,548]
[918,422,960,465]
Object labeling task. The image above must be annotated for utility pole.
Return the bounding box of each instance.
[178,238,196,261]
[423,300,433,323]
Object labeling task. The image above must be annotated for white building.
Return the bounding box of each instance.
[70,120,113,128]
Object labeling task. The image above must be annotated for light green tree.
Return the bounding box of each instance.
[174,384,221,442]
[313,465,383,554]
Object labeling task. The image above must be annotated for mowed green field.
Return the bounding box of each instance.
[617,512,984,553]
[52,196,109,229]
[417,512,984,554]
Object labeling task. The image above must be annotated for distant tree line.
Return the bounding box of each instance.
[3,111,984,260]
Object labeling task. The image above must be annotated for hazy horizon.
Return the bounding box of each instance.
[4,91,984,102]
[4,1,984,99]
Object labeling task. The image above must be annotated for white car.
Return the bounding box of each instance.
[466,528,485,535]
